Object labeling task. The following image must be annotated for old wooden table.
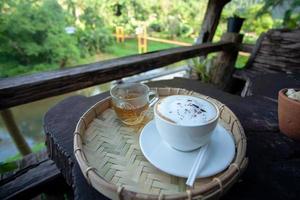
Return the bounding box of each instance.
[44,77,300,200]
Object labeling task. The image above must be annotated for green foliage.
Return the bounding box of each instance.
[149,22,162,32]
[282,3,300,28]
[166,15,181,38]
[1,0,298,78]
[0,161,18,174]
[96,0,205,38]
[154,0,202,38]
[189,57,215,83]
[235,55,249,69]
[0,63,58,78]
[77,6,113,56]
[0,0,80,68]
[241,4,274,34]
[258,0,300,28]
[218,2,275,43]
[96,0,150,33]
[0,0,115,77]
[180,24,194,37]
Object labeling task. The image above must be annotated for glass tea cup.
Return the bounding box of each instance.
[110,82,158,125]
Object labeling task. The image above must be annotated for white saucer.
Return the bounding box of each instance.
[139,120,235,178]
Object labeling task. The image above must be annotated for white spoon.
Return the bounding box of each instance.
[186,143,209,187]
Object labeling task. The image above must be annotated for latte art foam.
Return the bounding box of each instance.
[156,95,217,126]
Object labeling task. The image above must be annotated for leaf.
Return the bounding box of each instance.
[0,161,18,174]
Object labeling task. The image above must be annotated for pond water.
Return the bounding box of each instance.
[0,67,188,162]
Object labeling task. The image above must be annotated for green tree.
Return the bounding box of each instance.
[77,5,113,56]
[0,0,79,69]
[242,4,274,34]
[258,0,300,28]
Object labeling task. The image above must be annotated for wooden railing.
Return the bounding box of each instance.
[0,41,238,110]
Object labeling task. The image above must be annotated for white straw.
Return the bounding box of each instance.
[186,143,209,187]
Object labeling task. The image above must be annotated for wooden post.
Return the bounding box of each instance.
[211,32,243,90]
[196,0,231,44]
[138,26,147,54]
[121,27,124,42]
[0,109,31,156]
[116,26,125,43]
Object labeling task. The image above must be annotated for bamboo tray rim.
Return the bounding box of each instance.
[74,87,248,200]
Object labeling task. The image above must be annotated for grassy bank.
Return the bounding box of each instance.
[106,38,178,57]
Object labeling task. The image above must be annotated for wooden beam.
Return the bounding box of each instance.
[211,33,244,91]
[196,0,231,44]
[0,42,233,109]
[146,36,191,46]
[0,109,31,156]
[0,150,69,200]
[0,160,65,200]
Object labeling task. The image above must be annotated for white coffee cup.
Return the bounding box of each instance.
[154,95,219,151]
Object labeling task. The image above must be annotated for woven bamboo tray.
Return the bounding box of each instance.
[74,88,248,200]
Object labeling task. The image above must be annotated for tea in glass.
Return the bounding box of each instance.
[110,83,158,125]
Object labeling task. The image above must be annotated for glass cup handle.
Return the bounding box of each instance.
[148,91,159,107]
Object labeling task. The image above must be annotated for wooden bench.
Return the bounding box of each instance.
[234,28,300,97]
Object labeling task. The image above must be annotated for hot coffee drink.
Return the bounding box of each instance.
[154,95,220,151]
[155,95,218,126]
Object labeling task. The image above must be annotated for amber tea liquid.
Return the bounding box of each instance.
[112,94,149,125]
